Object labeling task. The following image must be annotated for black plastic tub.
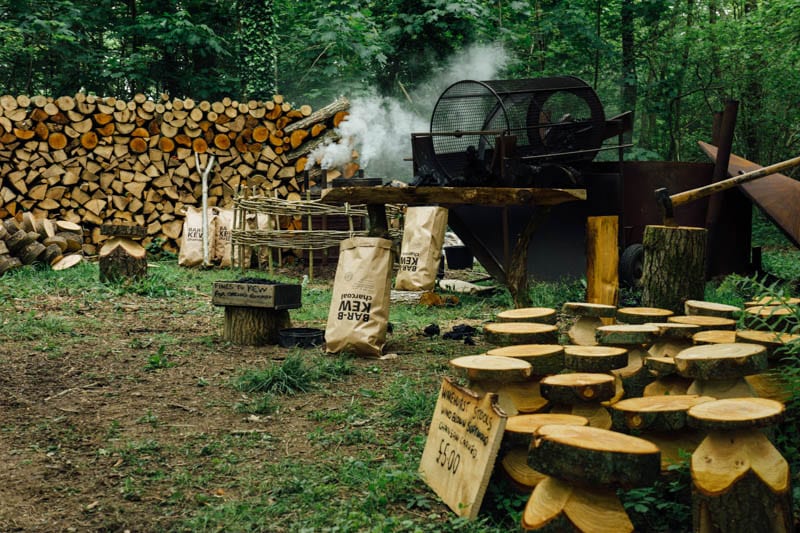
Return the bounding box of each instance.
[279,328,325,348]
[444,246,473,270]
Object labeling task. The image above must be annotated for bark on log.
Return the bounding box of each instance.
[98,237,148,282]
[539,373,616,404]
[562,346,628,373]
[496,307,557,324]
[641,225,707,313]
[449,354,532,383]
[485,345,565,375]
[483,322,559,346]
[284,97,349,134]
[222,306,291,345]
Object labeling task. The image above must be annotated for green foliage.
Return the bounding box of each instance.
[621,459,693,532]
[144,344,176,371]
[233,352,353,396]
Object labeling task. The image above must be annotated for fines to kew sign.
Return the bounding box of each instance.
[419,377,507,519]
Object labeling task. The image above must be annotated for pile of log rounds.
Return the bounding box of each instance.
[0,213,83,275]
[0,93,354,255]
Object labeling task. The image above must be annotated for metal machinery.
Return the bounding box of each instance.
[410,76,762,283]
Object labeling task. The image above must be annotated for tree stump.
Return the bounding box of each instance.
[496,307,557,325]
[501,413,588,492]
[99,237,147,282]
[611,394,713,470]
[687,398,792,533]
[641,225,707,313]
[223,306,291,345]
[483,322,558,346]
[449,355,533,416]
[540,373,615,429]
[684,299,741,319]
[596,324,660,398]
[674,343,767,399]
[523,425,661,532]
[562,302,617,346]
[646,322,699,358]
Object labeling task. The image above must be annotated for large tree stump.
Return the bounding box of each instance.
[687,398,792,533]
[98,237,147,282]
[223,306,291,345]
[641,225,707,313]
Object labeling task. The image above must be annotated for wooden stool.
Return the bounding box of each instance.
[562,302,617,346]
[483,322,559,346]
[563,345,628,405]
[687,398,791,533]
[98,224,148,282]
[211,280,300,345]
[596,324,660,398]
[449,355,532,416]
[500,413,588,492]
[496,307,557,325]
[692,329,737,345]
[485,345,565,414]
[616,306,673,324]
[646,322,699,358]
[643,355,692,396]
[611,394,713,470]
[674,343,768,399]
[736,330,799,402]
[668,315,736,331]
[523,425,660,532]
[684,299,741,319]
[540,372,615,429]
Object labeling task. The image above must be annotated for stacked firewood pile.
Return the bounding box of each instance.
[0,212,84,275]
[0,93,353,255]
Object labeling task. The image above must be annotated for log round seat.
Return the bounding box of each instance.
[674,343,768,381]
[596,324,659,346]
[668,315,736,331]
[692,329,737,345]
[562,345,628,373]
[687,397,785,431]
[496,307,557,324]
[612,394,714,432]
[684,299,741,319]
[449,354,532,383]
[485,344,564,375]
[616,306,674,324]
[483,322,559,346]
[540,373,615,404]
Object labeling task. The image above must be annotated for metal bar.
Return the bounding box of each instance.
[519,144,634,161]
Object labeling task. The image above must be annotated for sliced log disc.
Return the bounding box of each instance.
[684,300,741,319]
[540,373,615,404]
[530,425,661,488]
[483,322,558,346]
[645,356,677,376]
[745,368,792,402]
[735,329,800,359]
[646,322,699,340]
[504,413,589,449]
[596,324,659,346]
[57,231,84,252]
[745,295,800,307]
[675,343,768,380]
[616,307,674,324]
[692,329,737,345]
[48,132,67,150]
[687,397,785,431]
[485,344,564,375]
[562,302,617,318]
[498,381,550,414]
[51,254,83,271]
[668,315,736,331]
[562,345,628,373]
[691,430,792,533]
[56,220,82,233]
[742,304,798,330]
[496,307,557,324]
[611,394,714,432]
[502,447,548,491]
[567,316,603,346]
[449,355,532,383]
[522,476,634,533]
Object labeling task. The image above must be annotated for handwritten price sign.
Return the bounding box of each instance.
[419,377,507,519]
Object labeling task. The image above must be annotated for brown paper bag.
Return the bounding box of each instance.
[178,206,207,267]
[211,207,234,267]
[325,237,393,357]
[394,206,448,291]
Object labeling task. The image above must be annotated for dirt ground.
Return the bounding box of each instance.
[0,266,488,532]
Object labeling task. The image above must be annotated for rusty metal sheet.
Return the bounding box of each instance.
[699,142,800,249]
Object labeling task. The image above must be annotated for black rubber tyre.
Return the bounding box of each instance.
[620,243,644,288]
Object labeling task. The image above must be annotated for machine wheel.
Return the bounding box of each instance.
[620,244,644,288]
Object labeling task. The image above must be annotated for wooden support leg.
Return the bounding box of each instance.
[507,208,550,309]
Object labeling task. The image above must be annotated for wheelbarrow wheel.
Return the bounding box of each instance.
[620,244,644,288]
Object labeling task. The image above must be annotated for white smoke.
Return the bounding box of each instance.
[305,43,511,182]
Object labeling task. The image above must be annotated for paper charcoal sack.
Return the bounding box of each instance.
[325,237,393,357]
[395,206,448,291]
[178,206,210,267]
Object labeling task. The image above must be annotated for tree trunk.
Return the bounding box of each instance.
[641,225,707,312]
[223,306,290,345]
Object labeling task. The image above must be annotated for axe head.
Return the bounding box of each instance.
[654,187,677,226]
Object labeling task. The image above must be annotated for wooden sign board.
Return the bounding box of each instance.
[211,281,301,310]
[419,377,507,519]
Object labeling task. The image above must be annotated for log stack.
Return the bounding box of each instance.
[0,214,84,275]
[0,93,354,256]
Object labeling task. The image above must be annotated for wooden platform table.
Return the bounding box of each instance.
[500,413,588,492]
[522,425,661,532]
[484,344,565,414]
[674,342,768,399]
[646,322,699,358]
[320,186,587,308]
[687,398,791,533]
[449,355,533,416]
[611,394,713,470]
[596,324,660,398]
[561,302,617,346]
[211,281,300,345]
[684,299,741,319]
[496,307,557,325]
[540,372,616,429]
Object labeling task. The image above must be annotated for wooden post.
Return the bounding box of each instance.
[586,216,619,307]
[641,225,707,313]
